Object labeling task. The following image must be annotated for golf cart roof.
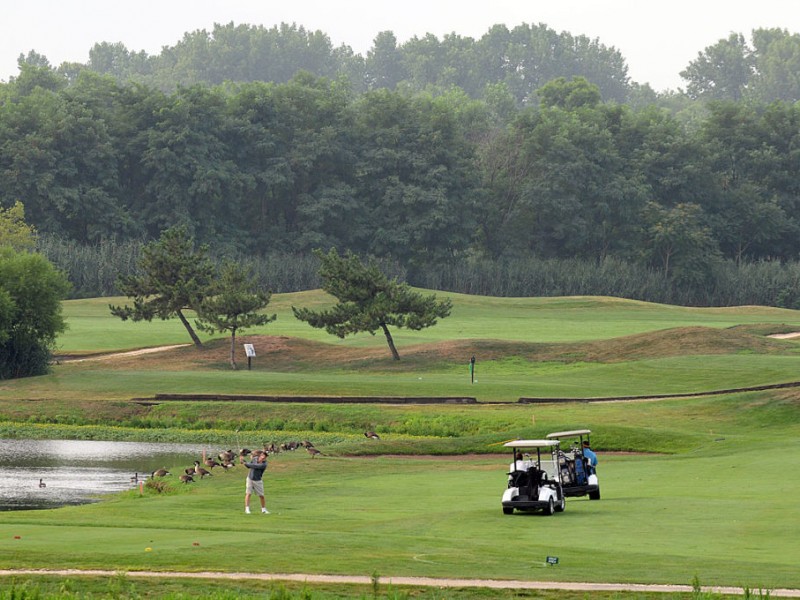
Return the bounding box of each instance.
[546,429,591,439]
[503,440,560,448]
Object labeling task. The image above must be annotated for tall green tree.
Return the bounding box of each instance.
[365,31,406,89]
[640,202,721,287]
[292,248,452,360]
[0,246,70,379]
[109,226,214,347]
[699,101,790,261]
[88,42,152,82]
[479,99,645,261]
[138,85,244,243]
[680,33,753,101]
[537,76,602,110]
[0,71,125,243]
[270,73,358,254]
[474,23,630,104]
[195,262,276,370]
[750,28,800,103]
[0,201,36,250]
[353,89,479,267]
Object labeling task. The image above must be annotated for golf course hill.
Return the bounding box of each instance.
[61,324,800,372]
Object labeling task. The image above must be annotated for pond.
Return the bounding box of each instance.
[0,439,212,511]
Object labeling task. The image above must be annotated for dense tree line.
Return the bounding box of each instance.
[47,21,632,104]
[3,22,800,308]
[25,22,800,105]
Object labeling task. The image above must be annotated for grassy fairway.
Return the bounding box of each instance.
[6,354,800,403]
[58,293,800,352]
[0,433,797,589]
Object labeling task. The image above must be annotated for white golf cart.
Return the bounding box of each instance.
[546,429,600,500]
[501,439,565,515]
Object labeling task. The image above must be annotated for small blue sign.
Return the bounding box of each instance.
[546,556,559,565]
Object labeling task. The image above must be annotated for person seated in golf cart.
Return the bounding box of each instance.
[582,440,598,474]
[509,451,535,476]
[508,461,548,495]
[510,454,559,488]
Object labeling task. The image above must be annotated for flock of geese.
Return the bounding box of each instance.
[36,432,384,490]
[143,431,382,484]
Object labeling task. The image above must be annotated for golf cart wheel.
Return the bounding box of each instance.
[589,489,601,500]
[555,496,566,512]
[502,507,514,515]
[543,498,555,516]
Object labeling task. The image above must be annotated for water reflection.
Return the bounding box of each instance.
[0,439,209,511]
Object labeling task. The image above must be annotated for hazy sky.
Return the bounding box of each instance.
[2,1,799,91]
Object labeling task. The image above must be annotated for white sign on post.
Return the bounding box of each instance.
[244,344,256,357]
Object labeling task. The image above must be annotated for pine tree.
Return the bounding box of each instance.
[293,248,451,360]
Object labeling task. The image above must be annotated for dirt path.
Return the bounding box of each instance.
[0,570,796,596]
[58,345,190,363]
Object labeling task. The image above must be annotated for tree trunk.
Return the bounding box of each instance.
[381,322,400,361]
[662,248,672,279]
[229,328,238,370]
[176,310,203,347]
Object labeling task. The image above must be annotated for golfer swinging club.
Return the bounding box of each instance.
[241,450,269,514]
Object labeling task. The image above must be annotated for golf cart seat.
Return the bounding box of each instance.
[508,470,529,488]
[533,466,547,482]
[510,466,544,488]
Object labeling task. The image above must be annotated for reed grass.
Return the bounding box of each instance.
[38,236,800,307]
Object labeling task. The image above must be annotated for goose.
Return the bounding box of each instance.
[193,461,212,478]
[204,458,221,469]
[306,447,322,458]
[220,461,236,471]
[130,473,139,484]
[152,468,171,477]
[364,431,381,440]
[218,450,236,463]
[184,467,196,476]
[179,474,194,484]
[38,478,46,488]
